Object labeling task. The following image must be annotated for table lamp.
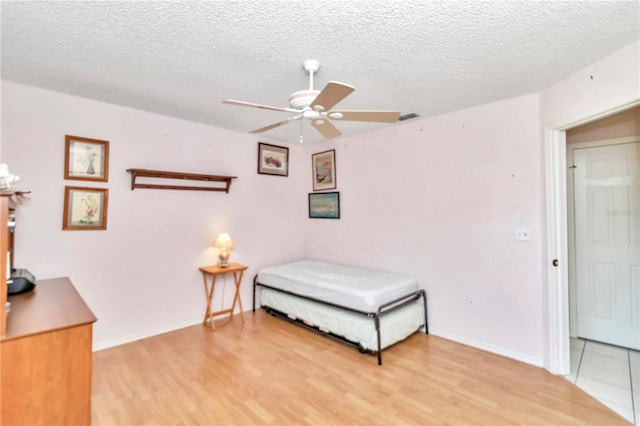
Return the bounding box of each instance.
[213,233,234,268]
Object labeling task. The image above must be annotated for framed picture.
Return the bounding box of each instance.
[63,186,109,230]
[308,192,340,219]
[258,142,289,176]
[64,135,109,182]
[312,149,336,191]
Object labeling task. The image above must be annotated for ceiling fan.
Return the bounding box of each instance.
[223,59,400,143]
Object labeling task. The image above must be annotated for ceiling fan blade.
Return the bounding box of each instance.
[223,99,298,113]
[250,118,296,134]
[310,81,355,111]
[329,110,400,123]
[311,119,342,139]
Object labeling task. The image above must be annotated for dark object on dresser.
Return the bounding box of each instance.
[7,268,36,295]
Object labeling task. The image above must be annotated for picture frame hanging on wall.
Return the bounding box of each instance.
[312,149,336,191]
[308,191,340,219]
[258,142,289,176]
[62,186,109,230]
[64,135,110,182]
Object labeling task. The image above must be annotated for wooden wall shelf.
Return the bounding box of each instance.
[126,169,237,193]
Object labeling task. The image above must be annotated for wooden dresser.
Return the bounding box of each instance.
[0,197,97,426]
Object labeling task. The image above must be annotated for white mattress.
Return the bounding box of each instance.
[260,288,425,351]
[256,260,419,312]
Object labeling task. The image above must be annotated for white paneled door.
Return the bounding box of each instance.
[574,142,639,350]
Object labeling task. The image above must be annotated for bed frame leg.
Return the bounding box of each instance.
[421,290,429,334]
[375,314,382,365]
[252,275,257,312]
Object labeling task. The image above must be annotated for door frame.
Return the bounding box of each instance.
[566,136,640,339]
[544,100,639,375]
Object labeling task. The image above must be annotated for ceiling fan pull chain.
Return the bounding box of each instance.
[299,119,304,144]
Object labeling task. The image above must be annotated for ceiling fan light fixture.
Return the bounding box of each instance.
[223,59,400,142]
[302,110,319,120]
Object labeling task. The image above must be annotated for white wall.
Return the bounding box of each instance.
[2,39,637,366]
[0,82,306,349]
[540,39,640,128]
[301,39,640,368]
[303,94,545,364]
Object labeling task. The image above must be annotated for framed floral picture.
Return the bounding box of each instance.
[64,135,109,182]
[62,186,109,230]
[312,149,336,191]
[258,142,289,176]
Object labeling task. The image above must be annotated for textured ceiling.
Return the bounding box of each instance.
[2,1,639,145]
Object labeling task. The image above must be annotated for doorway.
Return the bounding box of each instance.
[544,102,640,375]
[567,137,639,350]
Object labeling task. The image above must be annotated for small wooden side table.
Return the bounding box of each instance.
[199,263,248,330]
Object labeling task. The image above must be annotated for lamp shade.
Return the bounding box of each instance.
[213,233,234,250]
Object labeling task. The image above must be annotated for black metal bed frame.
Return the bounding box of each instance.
[253,275,428,365]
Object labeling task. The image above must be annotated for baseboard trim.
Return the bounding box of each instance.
[93,318,544,370]
[92,318,203,352]
[430,328,544,368]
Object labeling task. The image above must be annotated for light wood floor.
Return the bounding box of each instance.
[92,310,629,425]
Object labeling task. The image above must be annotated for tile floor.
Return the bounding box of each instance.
[565,338,639,425]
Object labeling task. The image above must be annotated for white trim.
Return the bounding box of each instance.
[544,101,640,375]
[567,135,640,149]
[92,318,203,352]
[547,99,640,131]
[430,328,544,368]
[566,145,577,338]
[95,321,546,368]
[544,128,571,374]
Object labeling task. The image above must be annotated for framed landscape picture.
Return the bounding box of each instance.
[64,135,110,182]
[258,142,289,176]
[308,192,340,219]
[62,186,109,230]
[312,149,336,191]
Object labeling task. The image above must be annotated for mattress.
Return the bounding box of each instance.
[256,260,419,312]
[260,288,425,351]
